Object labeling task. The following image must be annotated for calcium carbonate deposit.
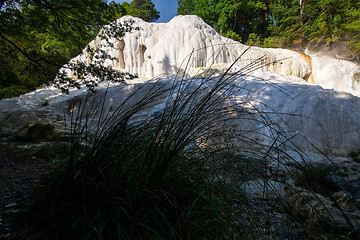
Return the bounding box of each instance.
[1,15,360,156]
[63,15,360,96]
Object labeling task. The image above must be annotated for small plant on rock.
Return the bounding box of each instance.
[349,150,360,162]
[293,162,340,196]
[25,123,57,141]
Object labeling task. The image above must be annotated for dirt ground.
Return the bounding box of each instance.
[0,146,49,240]
[1,141,358,240]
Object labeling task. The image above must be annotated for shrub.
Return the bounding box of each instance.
[246,33,261,46]
[0,85,29,99]
[293,162,340,196]
[262,37,279,48]
[221,30,242,42]
[26,123,56,141]
[349,150,360,162]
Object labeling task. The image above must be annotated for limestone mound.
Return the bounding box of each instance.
[1,70,360,156]
[1,16,360,157]
[61,15,360,96]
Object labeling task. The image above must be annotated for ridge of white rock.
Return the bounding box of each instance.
[309,55,360,96]
[1,15,360,158]
[2,71,360,156]
[62,15,360,96]
[63,16,312,81]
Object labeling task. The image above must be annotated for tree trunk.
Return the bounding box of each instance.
[299,0,306,18]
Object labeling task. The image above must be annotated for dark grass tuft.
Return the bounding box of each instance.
[27,51,255,239]
[294,162,340,196]
[26,47,360,240]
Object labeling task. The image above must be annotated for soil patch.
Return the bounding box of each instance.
[0,145,50,239]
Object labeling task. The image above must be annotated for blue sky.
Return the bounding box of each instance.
[114,0,179,23]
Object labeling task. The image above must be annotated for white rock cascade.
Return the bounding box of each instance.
[1,71,360,156]
[62,15,360,96]
[64,16,311,81]
[309,55,360,96]
[1,15,360,157]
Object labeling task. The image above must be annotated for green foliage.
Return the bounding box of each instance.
[178,0,271,42]
[221,29,242,42]
[246,33,261,46]
[0,0,105,98]
[344,2,360,56]
[102,1,127,23]
[269,0,360,47]
[262,36,279,48]
[0,85,29,99]
[178,0,360,55]
[0,0,159,99]
[294,162,340,196]
[267,0,302,45]
[26,123,56,141]
[177,0,195,15]
[127,0,160,22]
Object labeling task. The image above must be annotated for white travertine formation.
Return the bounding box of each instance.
[2,70,360,155]
[65,16,311,81]
[63,15,359,96]
[310,55,360,96]
[1,15,360,157]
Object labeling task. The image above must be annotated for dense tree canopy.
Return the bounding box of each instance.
[177,0,360,54]
[126,0,160,22]
[177,0,272,41]
[0,0,159,99]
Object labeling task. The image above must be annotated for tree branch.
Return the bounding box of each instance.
[0,33,62,67]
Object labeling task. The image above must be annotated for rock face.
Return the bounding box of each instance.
[310,55,360,95]
[2,71,360,155]
[63,15,360,96]
[1,15,360,156]
[285,186,360,238]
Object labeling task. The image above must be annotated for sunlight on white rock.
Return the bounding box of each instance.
[61,15,360,97]
[1,15,360,157]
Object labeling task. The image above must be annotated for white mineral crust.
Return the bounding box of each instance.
[62,15,359,97]
[1,15,360,156]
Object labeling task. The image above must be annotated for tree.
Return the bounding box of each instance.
[343,1,360,56]
[0,0,115,97]
[217,0,270,41]
[124,0,160,22]
[177,0,271,42]
[102,1,127,23]
[268,0,302,45]
[177,0,196,15]
[0,0,157,98]
[177,0,360,55]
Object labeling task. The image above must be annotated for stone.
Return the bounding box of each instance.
[285,186,360,237]
[61,15,359,96]
[1,15,360,157]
